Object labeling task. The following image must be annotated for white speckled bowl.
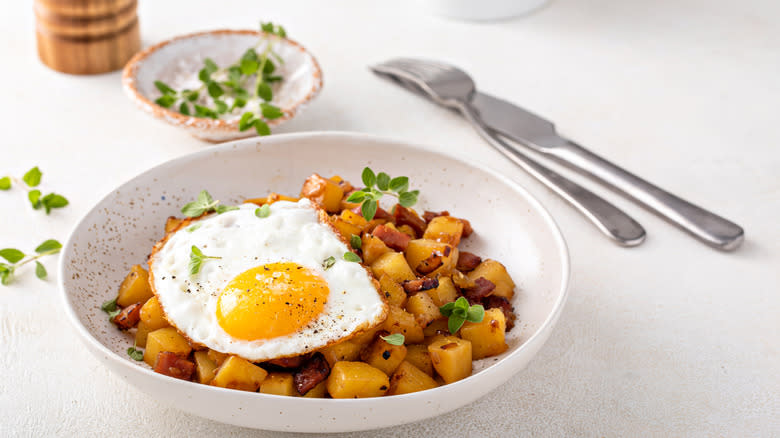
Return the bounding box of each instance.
[59,132,569,432]
[122,30,323,142]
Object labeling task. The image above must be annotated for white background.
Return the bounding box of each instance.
[2,0,778,436]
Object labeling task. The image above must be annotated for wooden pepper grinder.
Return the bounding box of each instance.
[34,0,141,75]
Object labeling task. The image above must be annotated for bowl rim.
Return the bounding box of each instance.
[121,29,324,129]
[58,131,570,409]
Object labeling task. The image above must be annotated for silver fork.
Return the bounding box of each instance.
[373,58,646,247]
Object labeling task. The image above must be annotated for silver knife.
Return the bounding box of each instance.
[471,92,744,251]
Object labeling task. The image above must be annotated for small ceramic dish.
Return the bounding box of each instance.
[59,132,569,432]
[122,30,323,142]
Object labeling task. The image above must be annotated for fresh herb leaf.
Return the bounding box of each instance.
[215,204,239,214]
[187,224,202,233]
[0,264,13,285]
[0,177,10,190]
[440,297,483,333]
[181,190,220,217]
[127,346,144,361]
[179,102,191,115]
[101,298,118,313]
[204,58,219,74]
[398,191,418,208]
[255,204,271,218]
[154,80,176,95]
[466,304,485,323]
[189,245,221,275]
[346,191,366,203]
[343,252,361,263]
[389,176,409,193]
[260,103,283,119]
[35,239,62,253]
[362,167,376,188]
[41,193,69,214]
[255,119,271,136]
[207,82,224,99]
[239,112,256,131]
[361,200,377,221]
[214,100,228,114]
[35,261,46,280]
[186,90,199,102]
[155,95,176,108]
[0,249,25,264]
[380,333,405,346]
[194,104,218,119]
[322,256,336,270]
[350,234,362,250]
[23,167,42,187]
[376,172,390,191]
[240,58,260,75]
[256,82,273,101]
[28,189,42,209]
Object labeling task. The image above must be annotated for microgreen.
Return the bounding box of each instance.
[181,190,237,217]
[350,234,362,250]
[439,297,484,334]
[0,239,61,286]
[1,167,69,214]
[343,252,361,263]
[0,177,11,190]
[127,344,144,361]
[255,204,271,218]
[187,224,202,233]
[346,167,419,221]
[322,256,336,270]
[380,333,405,346]
[22,167,42,187]
[153,21,287,137]
[189,245,221,275]
[101,298,121,321]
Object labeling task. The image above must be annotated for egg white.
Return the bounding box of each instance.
[148,198,387,361]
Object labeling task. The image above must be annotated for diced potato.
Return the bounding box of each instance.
[300,173,344,213]
[165,216,183,234]
[364,218,388,234]
[320,340,363,367]
[387,361,439,395]
[350,325,383,346]
[378,274,407,307]
[207,349,229,366]
[397,224,416,239]
[193,350,218,384]
[259,372,299,396]
[467,259,516,299]
[140,296,169,331]
[423,216,464,246]
[383,306,424,344]
[143,327,192,367]
[427,277,459,307]
[362,234,392,265]
[406,292,443,327]
[326,361,389,398]
[244,193,298,206]
[331,217,362,240]
[460,308,508,359]
[303,380,327,398]
[405,344,434,376]
[211,356,268,392]
[423,319,450,338]
[428,336,472,384]
[340,209,368,230]
[452,269,476,289]
[361,336,408,376]
[371,252,416,283]
[404,239,457,277]
[135,321,151,348]
[117,265,153,307]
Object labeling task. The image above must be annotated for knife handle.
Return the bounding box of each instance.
[459,103,646,247]
[546,141,744,250]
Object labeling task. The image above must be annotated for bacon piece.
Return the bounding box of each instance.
[482,295,516,331]
[268,355,306,369]
[460,218,474,238]
[154,352,195,380]
[372,224,411,251]
[393,205,427,237]
[456,251,482,272]
[402,277,439,294]
[293,352,330,395]
[463,277,496,302]
[351,205,393,221]
[422,210,449,223]
[113,302,142,330]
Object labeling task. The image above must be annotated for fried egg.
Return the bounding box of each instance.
[148,198,387,361]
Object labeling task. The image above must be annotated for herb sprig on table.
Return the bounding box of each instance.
[0,239,62,285]
[346,167,420,221]
[0,166,69,214]
[153,21,288,136]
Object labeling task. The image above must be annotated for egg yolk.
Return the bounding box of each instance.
[216,262,329,341]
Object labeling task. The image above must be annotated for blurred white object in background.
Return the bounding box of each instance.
[421,0,550,21]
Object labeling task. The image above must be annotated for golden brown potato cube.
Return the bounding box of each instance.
[164,216,183,234]
[371,252,416,283]
[140,295,169,331]
[350,324,383,346]
[467,259,516,299]
[397,224,416,239]
[452,269,476,289]
[326,361,389,398]
[259,372,299,396]
[135,321,151,348]
[302,380,327,398]
[340,209,368,230]
[460,308,509,359]
[428,336,472,384]
[427,276,459,307]
[423,319,450,338]
[300,173,344,213]
[404,344,434,376]
[362,234,392,265]
[378,274,407,307]
[331,216,362,240]
[193,350,218,384]
[207,349,229,366]
[383,306,424,344]
[361,336,408,376]
[117,265,153,307]
[422,216,464,246]
[211,356,268,392]
[404,239,457,277]
[387,361,439,395]
[143,327,192,367]
[320,340,363,366]
[406,292,443,327]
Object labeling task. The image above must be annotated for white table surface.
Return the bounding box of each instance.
[2,0,778,436]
